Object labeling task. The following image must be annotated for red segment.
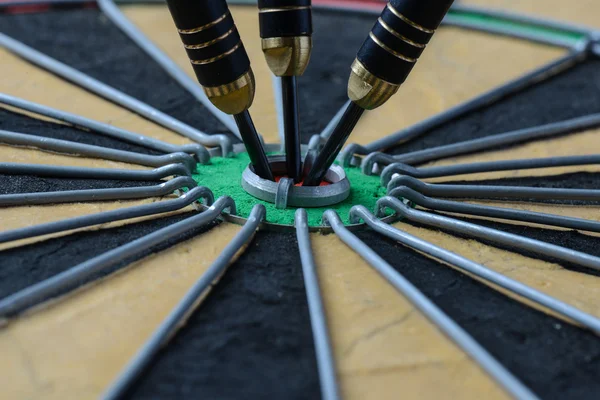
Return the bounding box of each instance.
[275,175,331,187]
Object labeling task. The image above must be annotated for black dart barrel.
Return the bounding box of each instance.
[258,0,312,39]
[303,0,454,186]
[355,0,453,89]
[167,0,248,91]
[258,0,313,182]
[165,0,274,181]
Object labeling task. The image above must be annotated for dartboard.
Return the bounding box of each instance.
[1,0,600,399]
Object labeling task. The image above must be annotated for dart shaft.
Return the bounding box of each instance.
[281,76,302,181]
[303,102,364,186]
[234,111,275,181]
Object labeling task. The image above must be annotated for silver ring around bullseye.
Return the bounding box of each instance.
[241,155,351,207]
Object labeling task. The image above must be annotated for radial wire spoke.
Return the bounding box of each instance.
[340,49,589,168]
[0,186,213,244]
[351,206,600,334]
[0,195,236,319]
[380,154,600,187]
[0,129,197,171]
[322,210,539,400]
[0,163,191,181]
[0,176,197,206]
[360,112,600,173]
[100,203,264,400]
[96,0,241,139]
[362,47,588,152]
[294,209,340,400]
[0,32,232,156]
[386,175,600,202]
[375,196,600,272]
[388,186,600,234]
[308,100,352,152]
[0,93,211,163]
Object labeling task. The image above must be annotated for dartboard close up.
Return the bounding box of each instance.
[1,0,600,399]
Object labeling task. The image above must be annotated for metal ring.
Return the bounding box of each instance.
[242,155,351,208]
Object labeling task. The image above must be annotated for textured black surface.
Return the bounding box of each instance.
[127,231,321,400]
[1,6,600,400]
[0,174,158,194]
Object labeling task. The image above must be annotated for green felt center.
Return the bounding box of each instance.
[192,153,386,226]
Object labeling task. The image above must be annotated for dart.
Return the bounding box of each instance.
[165,0,275,181]
[303,0,455,186]
[258,0,312,182]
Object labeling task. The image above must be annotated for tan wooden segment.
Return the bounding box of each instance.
[0,143,147,169]
[381,127,600,331]
[0,144,182,251]
[0,223,241,400]
[311,232,510,400]
[0,198,197,251]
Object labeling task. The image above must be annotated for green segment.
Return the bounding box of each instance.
[447,10,586,46]
[192,153,387,226]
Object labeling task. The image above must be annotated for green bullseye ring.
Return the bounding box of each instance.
[192,152,387,227]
